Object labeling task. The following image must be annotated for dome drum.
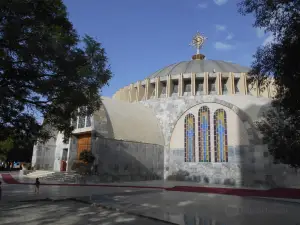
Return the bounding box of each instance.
[113,58,275,102]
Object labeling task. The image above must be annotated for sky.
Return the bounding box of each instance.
[63,0,273,97]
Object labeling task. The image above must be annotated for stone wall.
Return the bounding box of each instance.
[141,95,300,187]
[141,95,264,180]
[91,137,164,181]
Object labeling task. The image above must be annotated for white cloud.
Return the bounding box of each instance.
[215,24,227,31]
[214,42,235,50]
[263,34,275,46]
[256,28,265,38]
[213,0,228,6]
[226,33,234,40]
[197,3,208,9]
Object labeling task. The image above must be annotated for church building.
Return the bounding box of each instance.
[31,33,300,188]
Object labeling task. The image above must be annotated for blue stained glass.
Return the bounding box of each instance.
[214,109,228,162]
[185,114,195,162]
[199,106,211,162]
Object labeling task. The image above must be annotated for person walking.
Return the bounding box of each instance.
[34,178,40,194]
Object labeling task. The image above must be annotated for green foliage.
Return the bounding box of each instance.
[0,137,13,160]
[0,0,112,159]
[239,0,300,167]
[79,150,95,164]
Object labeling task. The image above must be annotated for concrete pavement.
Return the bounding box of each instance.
[0,200,172,225]
[1,177,300,225]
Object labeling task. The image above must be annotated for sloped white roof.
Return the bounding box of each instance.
[98,97,164,146]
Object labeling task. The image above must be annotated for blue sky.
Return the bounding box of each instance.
[63,0,272,97]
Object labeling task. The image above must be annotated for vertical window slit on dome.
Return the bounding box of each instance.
[198,106,211,162]
[246,80,252,95]
[184,79,191,96]
[234,78,240,93]
[214,109,228,162]
[160,81,167,97]
[208,78,216,94]
[222,78,228,94]
[172,80,179,96]
[184,113,195,162]
[150,83,156,98]
[142,84,146,100]
[195,78,204,95]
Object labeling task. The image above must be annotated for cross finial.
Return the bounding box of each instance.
[190,31,207,54]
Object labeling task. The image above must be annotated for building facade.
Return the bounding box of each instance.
[31,33,300,187]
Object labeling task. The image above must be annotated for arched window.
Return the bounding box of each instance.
[214,109,228,162]
[198,106,211,162]
[184,114,195,162]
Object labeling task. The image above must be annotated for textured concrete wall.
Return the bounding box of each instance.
[91,137,164,180]
[31,137,56,170]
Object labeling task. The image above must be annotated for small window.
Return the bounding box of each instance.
[208,79,216,94]
[235,79,240,93]
[150,85,156,97]
[160,83,167,97]
[173,83,178,94]
[184,83,191,92]
[78,116,85,128]
[222,79,228,94]
[196,79,204,95]
[197,83,203,92]
[86,115,91,127]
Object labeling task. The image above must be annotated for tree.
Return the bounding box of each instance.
[0,0,112,157]
[239,0,300,167]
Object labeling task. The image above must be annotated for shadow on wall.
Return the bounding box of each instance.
[91,135,164,182]
[166,100,300,188]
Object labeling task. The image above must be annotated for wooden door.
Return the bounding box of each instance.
[77,133,91,159]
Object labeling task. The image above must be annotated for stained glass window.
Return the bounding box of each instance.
[184,114,195,162]
[198,106,211,162]
[214,109,228,162]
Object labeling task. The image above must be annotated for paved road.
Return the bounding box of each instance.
[1,178,300,225]
[0,200,172,225]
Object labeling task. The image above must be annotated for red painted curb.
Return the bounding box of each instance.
[165,186,300,199]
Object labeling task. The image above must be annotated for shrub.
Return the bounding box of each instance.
[79,150,95,164]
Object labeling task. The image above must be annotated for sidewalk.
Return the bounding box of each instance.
[1,173,300,202]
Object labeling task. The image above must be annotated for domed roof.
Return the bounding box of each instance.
[147,60,250,79]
